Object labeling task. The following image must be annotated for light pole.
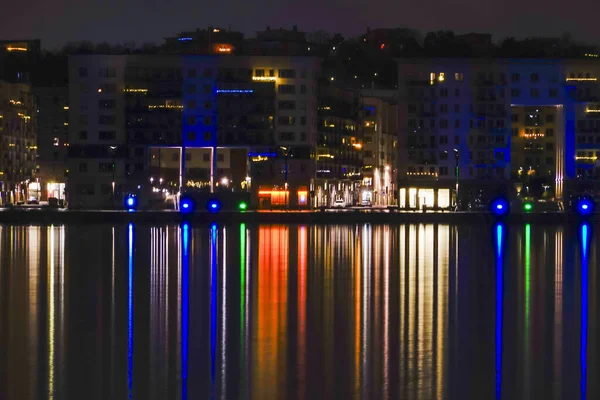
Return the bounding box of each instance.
[453,148,459,209]
[110,145,117,208]
[280,146,290,210]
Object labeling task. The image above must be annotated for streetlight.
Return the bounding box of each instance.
[110,145,117,208]
[280,146,290,210]
[453,148,459,209]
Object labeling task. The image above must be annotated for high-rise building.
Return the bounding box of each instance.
[0,81,37,204]
[397,58,600,209]
[67,54,320,209]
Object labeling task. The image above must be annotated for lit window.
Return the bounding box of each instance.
[53,137,59,146]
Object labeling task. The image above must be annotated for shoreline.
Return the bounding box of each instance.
[0,209,593,225]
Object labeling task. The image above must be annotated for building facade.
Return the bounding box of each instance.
[67,54,320,209]
[397,58,600,210]
[0,81,37,204]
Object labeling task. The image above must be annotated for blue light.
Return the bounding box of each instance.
[216,89,254,94]
[491,197,510,216]
[180,196,194,213]
[248,152,277,157]
[178,37,192,42]
[207,199,221,213]
[576,197,595,216]
[125,195,137,210]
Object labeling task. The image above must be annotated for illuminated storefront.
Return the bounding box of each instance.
[398,187,452,209]
[47,183,66,200]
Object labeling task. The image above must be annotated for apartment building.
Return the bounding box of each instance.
[0,81,37,204]
[361,89,398,205]
[68,54,320,209]
[397,58,600,209]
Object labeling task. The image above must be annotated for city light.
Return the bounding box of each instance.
[523,202,533,212]
[207,199,221,213]
[490,197,510,216]
[576,197,595,216]
[180,195,194,213]
[238,201,248,211]
[125,195,137,210]
[220,177,229,186]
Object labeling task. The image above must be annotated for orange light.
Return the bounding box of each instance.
[380,43,385,50]
[352,143,362,149]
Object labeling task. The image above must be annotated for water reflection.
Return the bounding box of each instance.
[0,223,598,399]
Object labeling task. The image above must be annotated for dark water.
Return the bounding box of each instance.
[0,223,598,399]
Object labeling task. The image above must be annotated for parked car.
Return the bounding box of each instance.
[333,199,346,208]
[361,199,372,207]
[27,197,39,205]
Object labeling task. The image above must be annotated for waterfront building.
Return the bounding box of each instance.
[397,58,600,210]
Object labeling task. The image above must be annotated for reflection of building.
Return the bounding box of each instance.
[397,59,600,209]
[68,54,320,209]
[315,83,363,207]
[360,90,398,205]
[0,81,37,204]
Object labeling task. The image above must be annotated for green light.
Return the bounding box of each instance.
[523,202,533,211]
[238,202,248,211]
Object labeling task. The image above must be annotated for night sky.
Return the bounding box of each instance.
[2,0,600,49]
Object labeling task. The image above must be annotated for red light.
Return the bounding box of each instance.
[380,43,385,50]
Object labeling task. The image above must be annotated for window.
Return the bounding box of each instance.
[511,114,519,123]
[546,128,554,137]
[204,101,212,110]
[440,151,448,160]
[187,116,196,125]
[300,116,307,125]
[440,120,449,129]
[440,104,448,113]
[454,104,460,113]
[99,163,114,173]
[186,153,191,162]
[171,152,179,162]
[79,115,88,125]
[99,131,116,140]
[531,88,540,98]
[455,136,459,145]
[79,67,87,77]
[440,135,448,144]
[217,154,224,162]
[203,153,210,162]
[203,68,212,78]
[546,114,555,123]
[300,132,307,141]
[188,132,196,141]
[278,101,296,110]
[135,148,144,157]
[98,68,116,78]
[454,72,464,82]
[278,69,296,78]
[530,73,539,82]
[99,99,116,109]
[546,143,554,151]
[78,162,87,173]
[454,120,460,128]
[187,84,196,94]
[455,88,461,97]
[511,73,520,82]
[254,69,265,77]
[203,84,212,94]
[187,100,196,109]
[278,116,296,126]
[511,89,520,97]
[440,88,448,97]
[98,115,116,125]
[203,132,212,141]
[53,137,60,146]
[188,68,196,78]
[546,157,554,165]
[549,88,558,98]
[79,131,87,140]
[279,132,295,141]
[99,83,116,93]
[278,85,295,94]
[203,116,213,125]
[300,84,307,94]
[439,166,449,175]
